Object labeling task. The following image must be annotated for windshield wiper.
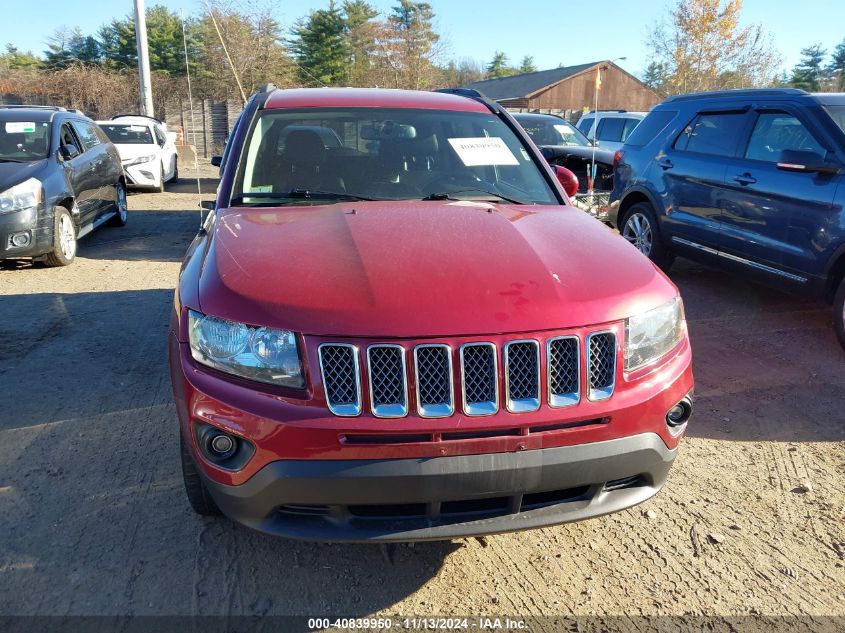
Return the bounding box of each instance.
[230,189,379,205]
[421,189,527,205]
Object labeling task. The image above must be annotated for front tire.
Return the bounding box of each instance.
[180,434,222,516]
[156,163,165,193]
[620,202,674,270]
[43,206,77,267]
[833,276,845,351]
[171,157,179,183]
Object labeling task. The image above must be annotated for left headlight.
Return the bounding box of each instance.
[624,297,686,371]
[0,178,42,215]
[187,310,304,389]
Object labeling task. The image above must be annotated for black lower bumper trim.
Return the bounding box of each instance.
[198,433,677,542]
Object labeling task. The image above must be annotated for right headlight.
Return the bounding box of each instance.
[624,296,685,371]
[124,154,157,167]
[187,310,304,389]
[0,178,42,215]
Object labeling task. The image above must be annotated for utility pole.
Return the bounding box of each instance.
[134,0,154,117]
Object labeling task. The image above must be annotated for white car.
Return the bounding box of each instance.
[97,115,178,192]
[575,111,647,152]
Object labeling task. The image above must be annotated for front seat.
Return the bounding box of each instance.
[278,129,344,192]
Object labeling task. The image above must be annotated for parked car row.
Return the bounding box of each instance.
[0,105,179,267]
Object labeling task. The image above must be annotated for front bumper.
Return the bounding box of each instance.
[198,432,676,542]
[123,161,160,188]
[0,205,51,259]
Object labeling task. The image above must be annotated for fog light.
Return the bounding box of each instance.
[210,433,235,457]
[666,396,693,428]
[9,232,31,248]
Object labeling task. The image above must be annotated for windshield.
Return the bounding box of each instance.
[0,120,50,161]
[518,117,590,147]
[234,107,558,206]
[825,105,845,136]
[99,123,154,145]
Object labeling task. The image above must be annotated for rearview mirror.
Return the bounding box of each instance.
[59,144,80,160]
[777,149,840,175]
[554,165,579,198]
[210,155,222,167]
[201,200,216,211]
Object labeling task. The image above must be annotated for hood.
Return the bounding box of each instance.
[0,159,47,193]
[197,201,676,337]
[540,145,616,164]
[112,144,158,161]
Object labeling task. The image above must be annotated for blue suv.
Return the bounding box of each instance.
[609,88,845,349]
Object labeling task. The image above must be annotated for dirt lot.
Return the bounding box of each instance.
[0,160,843,628]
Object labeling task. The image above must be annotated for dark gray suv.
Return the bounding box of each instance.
[0,105,126,266]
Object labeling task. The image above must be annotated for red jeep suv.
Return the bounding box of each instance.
[169,87,694,541]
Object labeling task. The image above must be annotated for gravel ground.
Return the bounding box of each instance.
[0,160,843,629]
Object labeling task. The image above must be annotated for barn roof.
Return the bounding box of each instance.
[464,62,603,100]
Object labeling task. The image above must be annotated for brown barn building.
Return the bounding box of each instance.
[463,61,661,115]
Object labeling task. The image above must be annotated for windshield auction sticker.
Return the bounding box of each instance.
[5,122,36,133]
[448,137,519,166]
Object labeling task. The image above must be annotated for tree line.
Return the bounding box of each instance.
[642,0,844,95]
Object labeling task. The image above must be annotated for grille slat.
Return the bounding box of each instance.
[461,343,498,416]
[548,336,580,407]
[504,340,540,413]
[414,345,454,418]
[319,344,361,416]
[587,332,616,401]
[367,345,408,418]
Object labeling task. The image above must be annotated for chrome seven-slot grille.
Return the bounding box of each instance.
[319,332,617,418]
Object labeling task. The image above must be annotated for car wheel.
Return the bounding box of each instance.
[620,202,674,270]
[180,434,222,516]
[43,206,77,267]
[108,181,128,227]
[156,163,165,193]
[171,157,179,183]
[834,275,845,351]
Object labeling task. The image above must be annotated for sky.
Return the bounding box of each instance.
[1,0,844,78]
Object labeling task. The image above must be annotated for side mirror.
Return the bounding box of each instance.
[554,165,579,198]
[200,200,216,211]
[777,149,840,175]
[210,155,223,167]
[59,144,80,160]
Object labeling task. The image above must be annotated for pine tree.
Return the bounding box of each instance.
[344,0,379,86]
[642,61,669,92]
[289,1,351,86]
[0,44,42,69]
[828,39,845,91]
[518,56,537,74]
[487,51,513,78]
[790,44,827,91]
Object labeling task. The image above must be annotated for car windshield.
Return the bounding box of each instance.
[825,105,845,136]
[233,107,558,206]
[518,117,591,147]
[99,123,154,145]
[0,120,51,161]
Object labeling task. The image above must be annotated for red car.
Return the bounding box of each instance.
[169,87,694,541]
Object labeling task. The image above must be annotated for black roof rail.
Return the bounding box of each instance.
[663,88,809,102]
[255,83,277,94]
[435,87,485,99]
[0,104,67,111]
[111,113,164,124]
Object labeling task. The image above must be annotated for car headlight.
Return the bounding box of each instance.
[188,310,304,389]
[0,178,42,215]
[124,154,157,166]
[624,297,685,371]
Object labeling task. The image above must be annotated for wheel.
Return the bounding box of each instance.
[43,206,77,267]
[180,434,222,516]
[108,181,128,227]
[156,163,165,193]
[834,275,845,351]
[171,157,179,182]
[620,202,674,270]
